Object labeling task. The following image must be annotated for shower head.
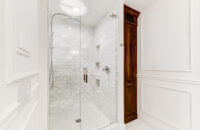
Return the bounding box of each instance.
[67,18,80,25]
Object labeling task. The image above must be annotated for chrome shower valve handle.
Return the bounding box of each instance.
[102,66,110,73]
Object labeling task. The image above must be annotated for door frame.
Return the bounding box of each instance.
[124,5,140,124]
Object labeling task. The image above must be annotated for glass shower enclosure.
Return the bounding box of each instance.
[49,0,119,129]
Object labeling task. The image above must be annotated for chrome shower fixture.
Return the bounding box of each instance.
[103,65,110,73]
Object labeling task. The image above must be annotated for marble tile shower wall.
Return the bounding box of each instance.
[83,7,117,122]
[50,17,83,120]
[80,25,95,87]
[93,9,117,122]
[52,18,81,92]
[50,7,117,124]
[50,15,96,117]
[50,16,96,130]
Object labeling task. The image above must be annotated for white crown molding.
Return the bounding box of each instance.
[140,83,192,130]
[137,74,200,85]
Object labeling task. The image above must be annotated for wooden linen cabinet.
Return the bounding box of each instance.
[124,5,140,123]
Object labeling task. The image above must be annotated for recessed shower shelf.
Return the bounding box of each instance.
[95,62,100,69]
[96,44,100,49]
[96,79,100,87]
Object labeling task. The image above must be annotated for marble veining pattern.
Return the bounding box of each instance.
[49,6,117,129]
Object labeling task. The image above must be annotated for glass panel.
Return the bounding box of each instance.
[49,14,81,130]
[80,0,118,129]
[49,0,118,129]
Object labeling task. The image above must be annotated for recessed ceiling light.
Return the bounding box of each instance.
[73,7,80,12]
[60,0,87,16]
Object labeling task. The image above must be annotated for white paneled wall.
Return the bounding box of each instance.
[0,0,48,129]
[137,0,200,130]
[0,0,5,89]
[141,0,191,71]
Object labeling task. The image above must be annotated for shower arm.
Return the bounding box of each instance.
[50,13,68,39]
[50,13,80,42]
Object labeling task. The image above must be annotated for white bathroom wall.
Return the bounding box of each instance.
[137,0,200,129]
[0,0,6,112]
[0,0,48,129]
[116,0,125,127]
[0,0,5,90]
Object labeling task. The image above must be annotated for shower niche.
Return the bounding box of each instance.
[96,79,100,88]
[49,0,118,130]
[95,62,100,70]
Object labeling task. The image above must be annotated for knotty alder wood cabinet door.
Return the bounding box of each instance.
[124,5,140,124]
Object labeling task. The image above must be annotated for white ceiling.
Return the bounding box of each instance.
[49,0,158,25]
[125,0,158,11]
[50,0,116,25]
[81,0,116,25]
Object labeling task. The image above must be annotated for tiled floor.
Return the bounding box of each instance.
[49,88,80,130]
[125,120,154,130]
[49,87,111,130]
[81,101,111,130]
[98,119,154,130]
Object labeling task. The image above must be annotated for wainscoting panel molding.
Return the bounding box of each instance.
[140,0,192,72]
[140,83,192,130]
[0,102,20,129]
[137,74,200,86]
[6,71,39,86]
[19,100,39,130]
[0,72,40,130]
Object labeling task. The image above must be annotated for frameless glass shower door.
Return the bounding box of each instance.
[80,0,118,129]
[49,14,81,130]
[49,0,118,130]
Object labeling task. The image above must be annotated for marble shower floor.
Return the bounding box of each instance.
[49,88,111,130]
[49,88,80,130]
